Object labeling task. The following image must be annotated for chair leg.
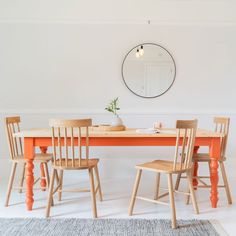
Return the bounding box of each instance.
[167,173,177,229]
[175,173,182,191]
[44,163,50,188]
[44,163,54,206]
[186,189,191,205]
[208,162,211,172]
[94,165,103,201]
[18,163,26,193]
[186,167,195,205]
[186,171,199,214]
[220,162,232,204]
[154,173,161,200]
[88,168,98,218]
[128,169,142,216]
[192,161,199,190]
[45,169,56,218]
[58,170,64,201]
[5,163,18,207]
[55,170,59,184]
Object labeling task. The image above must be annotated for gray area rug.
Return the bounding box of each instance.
[0,218,222,236]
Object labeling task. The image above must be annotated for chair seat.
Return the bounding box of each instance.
[193,153,226,162]
[136,160,191,173]
[53,158,99,170]
[13,153,52,163]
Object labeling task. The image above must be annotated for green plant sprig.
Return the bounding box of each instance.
[105,97,120,115]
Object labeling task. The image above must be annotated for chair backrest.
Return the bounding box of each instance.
[5,116,23,160]
[214,117,229,158]
[173,120,198,171]
[49,119,92,167]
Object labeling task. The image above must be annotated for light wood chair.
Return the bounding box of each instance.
[175,117,232,205]
[46,119,102,218]
[5,116,52,207]
[129,120,199,229]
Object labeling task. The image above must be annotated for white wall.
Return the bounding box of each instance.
[0,0,235,180]
[0,24,236,112]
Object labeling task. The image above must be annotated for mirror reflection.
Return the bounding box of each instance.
[122,43,176,98]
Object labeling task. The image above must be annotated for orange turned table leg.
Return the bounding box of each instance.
[209,137,221,208]
[193,146,200,190]
[39,147,47,191]
[24,138,35,211]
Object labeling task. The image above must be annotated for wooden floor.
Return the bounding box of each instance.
[0,172,235,235]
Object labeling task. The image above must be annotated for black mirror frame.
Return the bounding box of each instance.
[121,43,176,98]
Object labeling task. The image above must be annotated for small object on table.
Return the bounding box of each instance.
[105,97,123,127]
[136,128,160,134]
[154,122,163,130]
[92,125,126,131]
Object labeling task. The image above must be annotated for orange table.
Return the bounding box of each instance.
[15,128,221,211]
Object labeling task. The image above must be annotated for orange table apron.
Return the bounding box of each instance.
[24,135,221,211]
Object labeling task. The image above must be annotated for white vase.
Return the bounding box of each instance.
[111,115,123,127]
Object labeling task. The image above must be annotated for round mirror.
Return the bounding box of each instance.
[122,43,176,98]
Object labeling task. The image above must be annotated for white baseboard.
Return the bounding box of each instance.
[0,157,235,182]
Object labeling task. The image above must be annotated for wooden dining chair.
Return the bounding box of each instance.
[4,116,52,207]
[175,117,232,205]
[129,120,199,229]
[46,119,103,218]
